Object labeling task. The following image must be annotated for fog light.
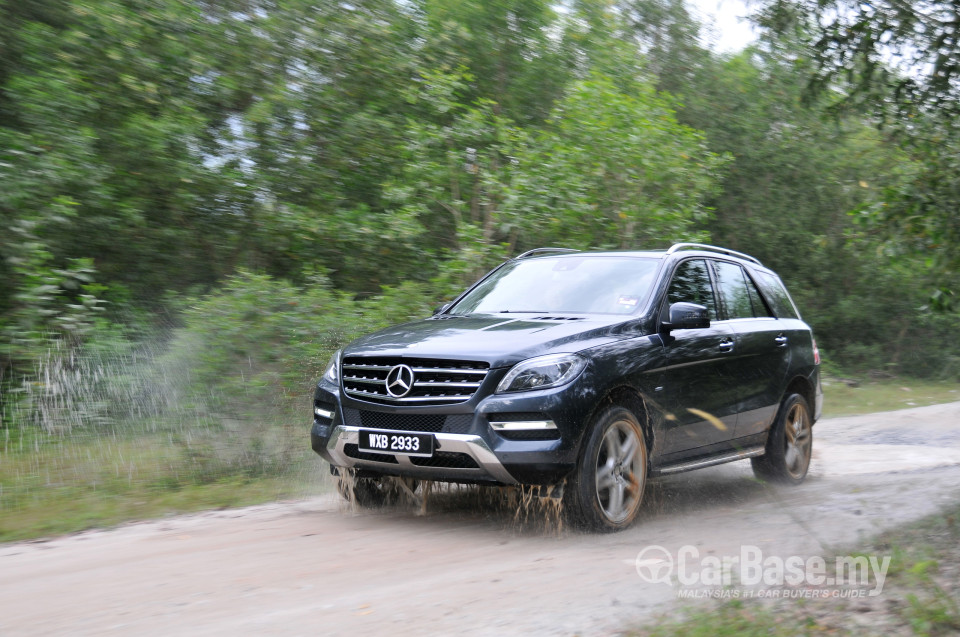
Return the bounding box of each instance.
[315,407,334,420]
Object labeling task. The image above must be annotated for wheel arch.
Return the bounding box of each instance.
[782,375,816,424]
[581,385,655,462]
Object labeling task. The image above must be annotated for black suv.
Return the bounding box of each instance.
[311,244,822,530]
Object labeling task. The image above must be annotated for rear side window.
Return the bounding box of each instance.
[666,259,717,320]
[744,276,771,317]
[713,261,774,319]
[753,270,800,319]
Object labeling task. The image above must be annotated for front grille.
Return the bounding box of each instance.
[343,443,399,464]
[411,451,479,469]
[442,415,473,434]
[342,356,490,406]
[342,409,474,435]
[360,411,445,433]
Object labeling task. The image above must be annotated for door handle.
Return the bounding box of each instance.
[774,334,788,347]
[719,339,735,352]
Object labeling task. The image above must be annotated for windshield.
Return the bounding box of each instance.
[450,256,659,315]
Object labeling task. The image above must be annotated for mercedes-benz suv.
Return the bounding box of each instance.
[311,243,822,531]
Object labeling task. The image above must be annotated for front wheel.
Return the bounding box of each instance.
[565,405,648,532]
[752,393,813,484]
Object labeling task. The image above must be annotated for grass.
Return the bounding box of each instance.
[633,501,960,636]
[821,377,960,418]
[0,428,331,543]
[634,516,960,636]
[0,475,313,543]
[641,600,815,636]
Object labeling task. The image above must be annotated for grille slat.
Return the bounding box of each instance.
[343,364,394,371]
[342,356,489,406]
[414,381,482,389]
[347,377,386,386]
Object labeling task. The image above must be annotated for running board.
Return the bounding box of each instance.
[652,446,766,476]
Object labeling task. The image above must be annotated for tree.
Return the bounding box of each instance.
[754,0,960,289]
[419,0,571,125]
[385,70,726,291]
[517,74,726,250]
[755,0,960,117]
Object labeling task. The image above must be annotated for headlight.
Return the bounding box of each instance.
[322,349,341,384]
[496,353,587,394]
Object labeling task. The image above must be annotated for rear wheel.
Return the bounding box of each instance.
[565,405,647,532]
[752,393,813,484]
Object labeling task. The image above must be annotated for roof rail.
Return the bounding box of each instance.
[514,247,581,259]
[666,243,762,266]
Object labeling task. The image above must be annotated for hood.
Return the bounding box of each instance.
[343,313,639,368]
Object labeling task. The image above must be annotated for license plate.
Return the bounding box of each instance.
[358,430,434,457]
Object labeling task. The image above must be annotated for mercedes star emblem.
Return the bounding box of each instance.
[385,364,415,398]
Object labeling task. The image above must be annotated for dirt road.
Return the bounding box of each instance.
[3,402,960,636]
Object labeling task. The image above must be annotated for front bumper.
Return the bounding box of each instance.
[310,376,594,486]
[320,425,519,484]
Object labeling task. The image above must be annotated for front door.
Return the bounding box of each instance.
[656,259,740,455]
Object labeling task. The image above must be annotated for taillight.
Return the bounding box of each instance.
[812,338,821,365]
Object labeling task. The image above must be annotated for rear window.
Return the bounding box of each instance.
[752,270,800,319]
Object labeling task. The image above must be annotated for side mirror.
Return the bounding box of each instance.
[432,303,451,316]
[662,302,710,333]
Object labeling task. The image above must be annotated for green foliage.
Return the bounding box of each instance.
[755,0,960,118]
[420,0,569,125]
[387,69,726,289]
[162,270,433,407]
[517,74,726,249]
[639,599,805,636]
[0,271,436,539]
[2,0,960,540]
[2,0,958,441]
[755,1,960,290]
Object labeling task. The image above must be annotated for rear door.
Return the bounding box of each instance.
[711,260,791,439]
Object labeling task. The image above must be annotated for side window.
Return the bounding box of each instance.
[666,259,717,320]
[753,270,800,319]
[744,273,772,318]
[712,261,755,319]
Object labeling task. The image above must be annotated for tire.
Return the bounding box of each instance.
[565,405,648,532]
[752,393,813,484]
[334,468,418,507]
